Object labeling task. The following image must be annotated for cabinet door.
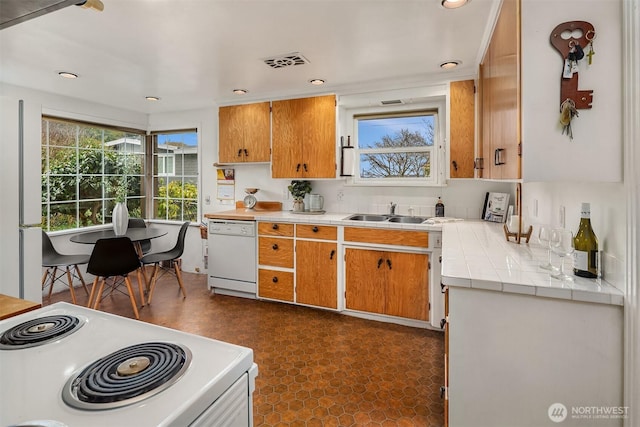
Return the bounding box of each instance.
[272,98,305,178]
[345,248,386,315]
[296,240,337,309]
[479,0,520,180]
[385,252,429,321]
[242,102,271,162]
[218,105,244,163]
[272,95,336,178]
[302,95,336,178]
[449,80,475,178]
[218,102,270,163]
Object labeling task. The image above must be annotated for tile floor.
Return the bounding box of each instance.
[45,271,445,426]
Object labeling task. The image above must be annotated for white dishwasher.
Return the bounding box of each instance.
[208,219,257,299]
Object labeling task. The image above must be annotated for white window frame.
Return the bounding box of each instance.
[343,99,446,187]
[157,153,175,176]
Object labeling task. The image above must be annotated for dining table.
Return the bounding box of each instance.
[69,227,168,298]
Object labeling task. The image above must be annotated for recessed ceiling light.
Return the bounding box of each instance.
[441,0,470,9]
[309,79,325,85]
[58,71,78,79]
[440,60,462,69]
[233,89,248,95]
[145,96,160,101]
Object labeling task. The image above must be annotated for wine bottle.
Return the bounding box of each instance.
[573,203,598,278]
[435,197,445,217]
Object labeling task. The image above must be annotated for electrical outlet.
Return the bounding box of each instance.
[204,195,211,205]
[337,190,344,201]
[533,199,538,218]
[559,205,566,228]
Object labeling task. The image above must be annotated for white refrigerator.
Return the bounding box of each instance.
[0,96,42,303]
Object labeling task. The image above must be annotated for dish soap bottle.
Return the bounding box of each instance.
[435,197,445,217]
[573,202,598,278]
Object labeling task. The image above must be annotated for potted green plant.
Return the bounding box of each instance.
[287,180,312,212]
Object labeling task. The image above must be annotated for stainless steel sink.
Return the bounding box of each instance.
[344,214,426,223]
[387,216,427,224]
[345,214,388,221]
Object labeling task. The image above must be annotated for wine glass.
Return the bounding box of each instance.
[550,228,575,281]
[537,225,555,270]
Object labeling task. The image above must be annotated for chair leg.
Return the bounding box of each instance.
[173,259,187,299]
[42,268,50,289]
[140,264,150,294]
[48,267,58,300]
[75,264,89,295]
[87,277,100,308]
[136,268,145,308]
[124,276,140,320]
[65,267,77,305]
[147,264,160,305]
[93,279,106,310]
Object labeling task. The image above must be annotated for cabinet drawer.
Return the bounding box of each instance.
[258,222,294,237]
[344,227,429,248]
[258,269,294,302]
[258,236,294,268]
[296,224,337,240]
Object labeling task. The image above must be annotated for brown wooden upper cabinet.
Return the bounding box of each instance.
[271,95,336,178]
[218,102,271,163]
[478,0,521,180]
[449,80,476,179]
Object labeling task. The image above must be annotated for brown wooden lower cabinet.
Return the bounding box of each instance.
[345,248,429,321]
[444,287,449,426]
[295,240,337,309]
[258,268,294,302]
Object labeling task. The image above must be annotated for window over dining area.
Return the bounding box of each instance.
[41,117,198,231]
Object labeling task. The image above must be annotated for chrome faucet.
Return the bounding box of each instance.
[389,202,397,215]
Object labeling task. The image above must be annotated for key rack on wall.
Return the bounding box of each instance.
[550,20,596,110]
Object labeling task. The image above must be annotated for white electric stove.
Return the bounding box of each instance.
[0,302,257,427]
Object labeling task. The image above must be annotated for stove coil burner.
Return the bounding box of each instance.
[0,315,84,349]
[62,342,192,410]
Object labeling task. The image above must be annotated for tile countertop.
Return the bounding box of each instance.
[441,221,624,306]
[205,210,447,232]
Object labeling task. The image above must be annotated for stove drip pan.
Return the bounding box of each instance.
[62,342,191,410]
[0,315,84,349]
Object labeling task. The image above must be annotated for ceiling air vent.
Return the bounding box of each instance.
[263,52,310,69]
[380,99,404,106]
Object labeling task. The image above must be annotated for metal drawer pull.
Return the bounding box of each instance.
[272,244,278,250]
[386,259,392,269]
[377,258,383,268]
[440,386,446,399]
[312,226,318,232]
[440,318,446,329]
[244,148,248,157]
[272,276,278,283]
[329,250,335,260]
[296,163,301,172]
[237,149,242,157]
[272,224,279,230]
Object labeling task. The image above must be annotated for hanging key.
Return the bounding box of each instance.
[585,29,596,65]
[560,99,578,140]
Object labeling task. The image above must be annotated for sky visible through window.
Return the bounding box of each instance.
[157,132,197,147]
[358,115,434,148]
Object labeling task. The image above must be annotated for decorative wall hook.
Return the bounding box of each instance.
[550,21,595,110]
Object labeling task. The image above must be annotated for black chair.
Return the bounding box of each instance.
[86,237,144,319]
[140,222,189,304]
[128,218,151,254]
[42,230,90,305]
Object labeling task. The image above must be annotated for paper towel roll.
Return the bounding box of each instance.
[508,215,519,232]
[341,147,355,176]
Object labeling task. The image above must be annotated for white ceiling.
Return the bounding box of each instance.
[0,0,499,114]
